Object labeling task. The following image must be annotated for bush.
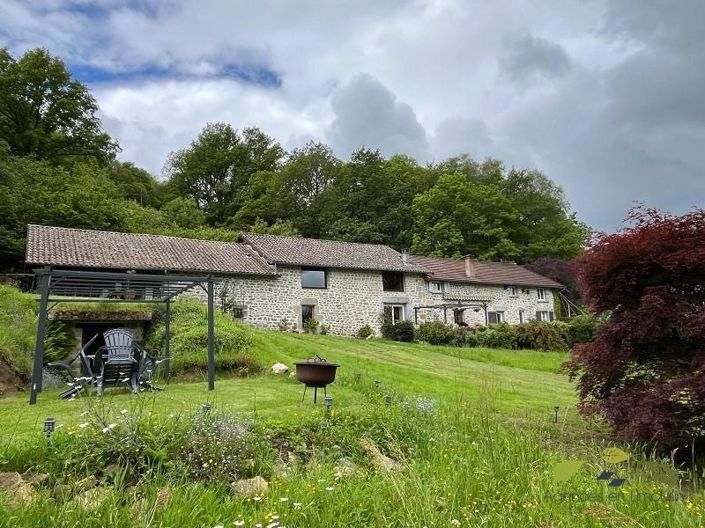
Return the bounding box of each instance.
[303,317,319,334]
[515,321,566,351]
[356,324,374,339]
[381,320,415,342]
[557,314,602,348]
[474,324,518,350]
[146,299,258,376]
[416,321,457,345]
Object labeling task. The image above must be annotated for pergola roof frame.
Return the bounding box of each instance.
[29,266,218,405]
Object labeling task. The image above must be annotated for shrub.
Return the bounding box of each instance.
[558,314,602,348]
[381,320,415,342]
[356,324,374,339]
[416,321,456,345]
[514,321,567,351]
[567,207,705,449]
[146,299,258,376]
[303,317,319,334]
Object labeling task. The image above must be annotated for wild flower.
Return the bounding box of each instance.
[325,486,334,491]
[79,423,89,428]
[450,520,461,526]
[279,497,288,502]
[253,495,262,502]
[293,502,302,509]
[234,521,245,526]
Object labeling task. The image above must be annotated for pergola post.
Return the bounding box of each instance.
[207,278,215,391]
[29,269,51,405]
[483,303,489,326]
[163,299,171,382]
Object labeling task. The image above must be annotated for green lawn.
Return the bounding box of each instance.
[1,330,575,439]
[2,330,702,527]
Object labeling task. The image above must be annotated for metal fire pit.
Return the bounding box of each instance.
[295,355,339,403]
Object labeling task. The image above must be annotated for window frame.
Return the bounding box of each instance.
[508,286,518,297]
[518,310,524,324]
[537,287,546,301]
[383,304,405,324]
[536,311,554,322]
[382,271,404,292]
[301,267,327,289]
[488,311,505,324]
[429,281,443,294]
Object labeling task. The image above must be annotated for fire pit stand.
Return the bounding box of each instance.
[294,355,340,404]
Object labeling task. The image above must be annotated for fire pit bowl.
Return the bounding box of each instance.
[295,355,340,403]
[295,357,340,387]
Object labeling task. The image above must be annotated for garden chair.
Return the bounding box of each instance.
[96,328,140,396]
[46,333,100,399]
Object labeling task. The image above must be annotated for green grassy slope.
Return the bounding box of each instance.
[0,329,574,440]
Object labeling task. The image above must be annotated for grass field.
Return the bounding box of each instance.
[1,330,703,527]
[1,330,575,437]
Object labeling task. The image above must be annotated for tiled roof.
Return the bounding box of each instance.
[238,232,427,273]
[410,255,563,288]
[26,225,273,275]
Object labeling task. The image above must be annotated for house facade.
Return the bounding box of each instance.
[25,225,563,337]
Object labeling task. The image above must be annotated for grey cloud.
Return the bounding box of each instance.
[499,33,572,83]
[326,74,429,160]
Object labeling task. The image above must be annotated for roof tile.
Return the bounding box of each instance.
[26,225,273,275]
[238,232,426,273]
[410,255,563,288]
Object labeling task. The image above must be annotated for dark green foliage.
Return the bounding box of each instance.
[381,320,415,342]
[514,321,567,351]
[555,314,602,348]
[0,48,118,164]
[356,324,374,339]
[416,321,457,345]
[476,323,519,350]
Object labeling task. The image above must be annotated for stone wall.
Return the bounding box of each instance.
[184,266,557,336]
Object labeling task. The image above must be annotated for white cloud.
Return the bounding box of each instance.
[1,0,703,230]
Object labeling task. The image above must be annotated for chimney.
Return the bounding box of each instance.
[464,256,475,278]
[401,249,409,264]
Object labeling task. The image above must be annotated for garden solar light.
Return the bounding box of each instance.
[384,394,393,405]
[44,417,56,440]
[554,406,560,423]
[202,402,211,414]
[324,395,333,417]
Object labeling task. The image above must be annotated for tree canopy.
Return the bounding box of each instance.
[0,47,590,272]
[0,48,118,165]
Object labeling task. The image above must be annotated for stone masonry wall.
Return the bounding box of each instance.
[184,265,557,336]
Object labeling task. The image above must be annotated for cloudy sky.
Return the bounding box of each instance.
[1,0,703,230]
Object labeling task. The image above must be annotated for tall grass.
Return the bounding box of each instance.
[1,391,702,527]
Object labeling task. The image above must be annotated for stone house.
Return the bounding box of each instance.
[25,225,563,337]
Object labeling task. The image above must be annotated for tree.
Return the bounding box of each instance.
[566,207,705,450]
[0,48,118,164]
[108,161,164,207]
[166,123,284,225]
[411,173,521,260]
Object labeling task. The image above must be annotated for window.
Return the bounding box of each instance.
[454,309,466,325]
[233,305,244,319]
[537,288,546,301]
[519,310,525,324]
[508,286,518,296]
[383,304,405,324]
[536,311,554,322]
[302,304,316,324]
[429,281,443,294]
[301,267,327,289]
[488,311,505,324]
[382,272,404,292]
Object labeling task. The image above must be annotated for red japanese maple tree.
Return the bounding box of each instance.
[567,207,705,450]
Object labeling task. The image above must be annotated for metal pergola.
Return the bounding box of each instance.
[29,267,217,405]
[413,298,493,325]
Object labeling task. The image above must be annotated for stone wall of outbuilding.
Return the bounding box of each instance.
[184,265,558,337]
